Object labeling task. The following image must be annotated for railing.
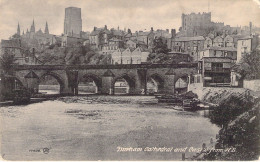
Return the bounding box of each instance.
[207,83,231,87]
[205,67,230,73]
[12,63,198,70]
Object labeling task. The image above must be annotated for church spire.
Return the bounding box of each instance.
[44,21,49,34]
[17,22,20,35]
[30,19,35,33]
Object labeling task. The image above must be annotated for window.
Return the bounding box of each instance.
[212,63,223,71]
[224,52,228,57]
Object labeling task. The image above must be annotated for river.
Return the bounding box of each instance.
[0,96,219,160]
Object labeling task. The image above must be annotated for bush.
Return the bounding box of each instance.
[209,95,254,128]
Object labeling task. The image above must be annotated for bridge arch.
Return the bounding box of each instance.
[13,77,25,91]
[78,74,102,94]
[112,74,136,94]
[38,72,65,94]
[174,73,189,94]
[147,73,165,93]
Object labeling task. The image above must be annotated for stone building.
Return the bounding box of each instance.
[198,57,234,86]
[101,37,124,55]
[181,12,212,36]
[64,7,82,37]
[180,12,239,37]
[61,35,87,47]
[20,20,57,50]
[236,36,253,63]
[204,37,213,48]
[89,25,112,49]
[125,39,147,49]
[0,39,42,65]
[110,47,149,65]
[213,36,224,47]
[170,36,205,61]
[199,46,237,61]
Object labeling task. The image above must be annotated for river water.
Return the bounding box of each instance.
[0,96,219,160]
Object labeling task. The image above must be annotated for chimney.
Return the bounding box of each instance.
[94,27,97,31]
[171,29,176,38]
[105,25,107,30]
[151,27,153,32]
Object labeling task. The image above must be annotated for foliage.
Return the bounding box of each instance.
[204,100,259,160]
[152,37,169,54]
[209,94,254,128]
[9,33,21,40]
[0,51,17,74]
[233,49,260,80]
[37,44,111,65]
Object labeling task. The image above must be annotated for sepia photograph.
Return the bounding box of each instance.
[0,0,259,161]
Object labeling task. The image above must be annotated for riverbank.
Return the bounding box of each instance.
[199,89,260,160]
[58,95,158,104]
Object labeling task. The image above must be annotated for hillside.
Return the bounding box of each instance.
[36,45,111,65]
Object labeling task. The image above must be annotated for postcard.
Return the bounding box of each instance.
[0,0,259,161]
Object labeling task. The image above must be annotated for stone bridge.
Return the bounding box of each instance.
[12,63,197,95]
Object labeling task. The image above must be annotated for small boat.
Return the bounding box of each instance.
[182,98,200,111]
[156,94,183,103]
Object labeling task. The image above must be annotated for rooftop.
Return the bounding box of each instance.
[175,36,205,41]
[1,39,20,48]
[204,46,237,52]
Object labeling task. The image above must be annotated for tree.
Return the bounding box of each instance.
[9,33,21,40]
[0,51,17,75]
[209,95,254,128]
[152,37,169,54]
[232,49,260,86]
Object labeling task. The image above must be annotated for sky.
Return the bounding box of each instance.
[0,0,259,40]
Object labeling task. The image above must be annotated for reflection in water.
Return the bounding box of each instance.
[0,96,219,161]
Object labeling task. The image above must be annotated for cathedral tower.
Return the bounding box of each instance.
[45,21,49,34]
[64,7,82,37]
[30,19,35,33]
[17,22,20,35]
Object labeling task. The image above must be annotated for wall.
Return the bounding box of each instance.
[243,80,260,92]
[188,85,247,103]
[188,83,204,100]
[237,39,252,63]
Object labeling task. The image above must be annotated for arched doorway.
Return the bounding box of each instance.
[113,75,135,95]
[175,75,189,94]
[38,73,64,94]
[78,74,102,94]
[147,74,164,94]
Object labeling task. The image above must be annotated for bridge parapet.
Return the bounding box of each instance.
[12,63,198,70]
[12,63,198,95]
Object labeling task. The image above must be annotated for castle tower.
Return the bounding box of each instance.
[45,21,49,34]
[64,7,82,36]
[17,22,20,35]
[30,19,35,33]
